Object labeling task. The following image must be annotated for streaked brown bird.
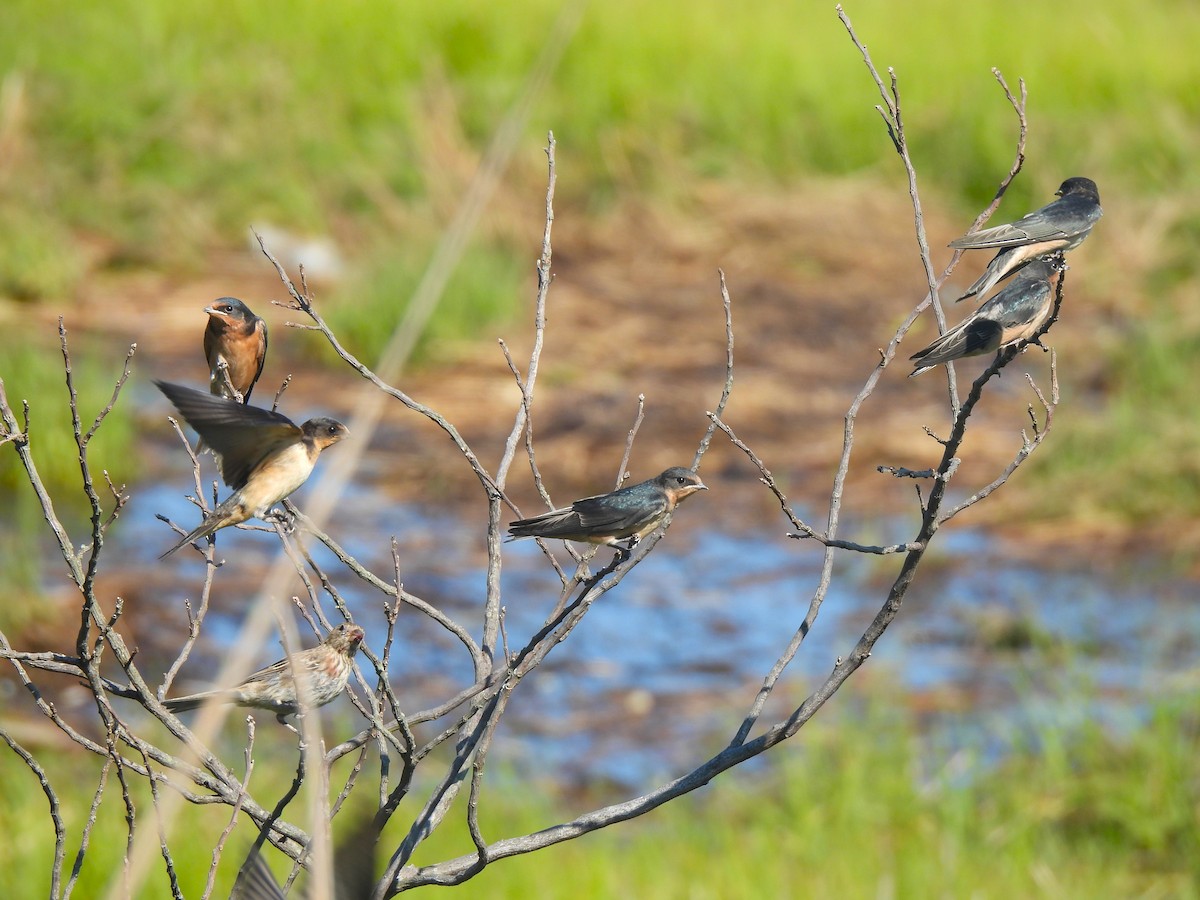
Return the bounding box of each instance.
[164,623,364,724]
[204,297,268,404]
[910,255,1065,376]
[156,380,349,557]
[950,176,1101,302]
[507,466,707,550]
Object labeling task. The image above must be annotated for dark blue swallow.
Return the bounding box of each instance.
[507,467,707,549]
[156,381,348,557]
[910,255,1065,376]
[950,177,1101,302]
[204,297,268,404]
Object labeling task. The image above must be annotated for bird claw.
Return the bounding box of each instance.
[614,536,639,562]
[267,508,297,533]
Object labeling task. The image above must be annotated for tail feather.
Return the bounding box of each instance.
[163,690,225,713]
[230,846,287,900]
[910,319,1003,376]
[159,518,218,559]
[507,508,578,540]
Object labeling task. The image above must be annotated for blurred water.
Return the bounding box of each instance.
[98,480,1200,789]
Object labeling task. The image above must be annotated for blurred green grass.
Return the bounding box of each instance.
[2,688,1195,898]
[1,0,1198,521]
[3,0,1196,291]
[0,337,137,611]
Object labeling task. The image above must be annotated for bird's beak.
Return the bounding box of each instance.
[203,306,221,316]
[697,482,709,491]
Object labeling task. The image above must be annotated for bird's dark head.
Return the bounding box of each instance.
[656,466,708,503]
[1055,177,1099,202]
[302,417,350,450]
[1012,256,1059,285]
[326,623,365,655]
[204,297,258,325]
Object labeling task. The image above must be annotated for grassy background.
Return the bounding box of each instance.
[1,4,1198,892]
[1,687,1195,898]
[2,0,1198,522]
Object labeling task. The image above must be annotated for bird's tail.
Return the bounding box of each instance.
[230,846,287,900]
[506,509,575,540]
[955,271,990,303]
[159,518,217,559]
[909,332,966,375]
[163,690,227,713]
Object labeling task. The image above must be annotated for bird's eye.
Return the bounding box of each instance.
[219,304,233,313]
[677,476,688,485]
[328,425,339,435]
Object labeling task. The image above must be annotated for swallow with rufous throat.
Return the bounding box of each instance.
[911,255,1065,376]
[204,297,268,404]
[507,466,707,551]
[949,176,1100,302]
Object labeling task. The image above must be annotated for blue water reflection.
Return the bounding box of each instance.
[111,486,1200,787]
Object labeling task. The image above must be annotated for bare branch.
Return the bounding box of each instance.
[693,272,736,470]
[1,9,1068,894]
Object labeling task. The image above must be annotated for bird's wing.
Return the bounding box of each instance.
[156,382,300,489]
[949,215,1070,249]
[947,193,1095,249]
[246,321,268,403]
[230,847,288,900]
[237,654,297,688]
[572,489,666,532]
[203,324,219,371]
[984,273,1054,342]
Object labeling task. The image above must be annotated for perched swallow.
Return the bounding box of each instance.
[507,466,707,549]
[204,297,268,404]
[155,380,349,557]
[910,255,1064,376]
[164,623,364,724]
[949,177,1101,302]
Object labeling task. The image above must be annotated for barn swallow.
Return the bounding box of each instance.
[910,255,1065,376]
[204,297,268,404]
[155,380,348,557]
[949,177,1101,302]
[507,466,707,550]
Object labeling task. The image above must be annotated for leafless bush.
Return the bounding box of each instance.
[0,9,1068,898]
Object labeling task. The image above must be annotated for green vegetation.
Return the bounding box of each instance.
[0,336,137,608]
[1,688,1195,898]
[432,696,1200,898]
[321,239,531,366]
[0,339,134,494]
[1,0,1198,520]
[0,7,1192,893]
[2,0,1197,291]
[1037,319,1200,525]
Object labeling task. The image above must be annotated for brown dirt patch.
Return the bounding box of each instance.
[19,178,1120,554]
